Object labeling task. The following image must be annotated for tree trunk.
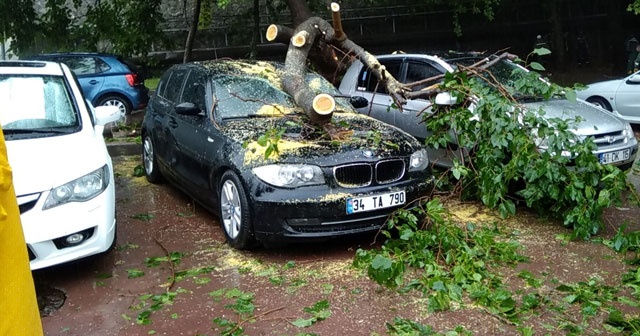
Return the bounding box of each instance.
[279,0,346,85]
[271,3,407,136]
[183,0,202,63]
[283,0,312,27]
[248,0,259,59]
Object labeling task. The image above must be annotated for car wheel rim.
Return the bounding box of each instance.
[143,137,154,174]
[103,99,127,115]
[221,180,241,239]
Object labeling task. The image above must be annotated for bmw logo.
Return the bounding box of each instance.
[363,150,374,158]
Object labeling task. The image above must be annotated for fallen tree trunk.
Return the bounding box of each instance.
[267,2,408,134]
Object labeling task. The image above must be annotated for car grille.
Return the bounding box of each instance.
[333,159,405,188]
[591,131,627,148]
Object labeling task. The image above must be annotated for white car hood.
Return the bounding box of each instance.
[581,79,620,93]
[525,98,628,136]
[5,131,109,196]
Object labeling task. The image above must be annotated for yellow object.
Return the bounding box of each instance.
[0,126,43,335]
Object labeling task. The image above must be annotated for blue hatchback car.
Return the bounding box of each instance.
[25,52,149,115]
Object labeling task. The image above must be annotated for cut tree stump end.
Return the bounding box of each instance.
[312,93,335,115]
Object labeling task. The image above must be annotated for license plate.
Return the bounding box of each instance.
[346,190,406,214]
[599,149,630,164]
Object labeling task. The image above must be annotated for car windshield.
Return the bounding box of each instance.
[449,57,552,102]
[214,71,354,119]
[0,74,78,137]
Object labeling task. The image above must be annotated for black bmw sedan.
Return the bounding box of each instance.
[141,59,433,249]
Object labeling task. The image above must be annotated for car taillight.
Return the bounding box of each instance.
[125,73,136,86]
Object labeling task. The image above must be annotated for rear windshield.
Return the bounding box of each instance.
[0,74,79,139]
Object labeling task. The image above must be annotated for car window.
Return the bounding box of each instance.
[405,60,441,90]
[181,70,207,112]
[0,74,78,133]
[357,59,402,93]
[61,56,109,76]
[163,68,189,103]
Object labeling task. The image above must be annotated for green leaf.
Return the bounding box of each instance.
[127,269,145,279]
[529,62,545,71]
[292,318,314,328]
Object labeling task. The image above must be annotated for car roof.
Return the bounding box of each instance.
[29,52,118,58]
[0,60,65,75]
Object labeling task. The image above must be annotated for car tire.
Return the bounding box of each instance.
[142,135,163,183]
[98,95,131,115]
[219,170,255,249]
[586,96,613,112]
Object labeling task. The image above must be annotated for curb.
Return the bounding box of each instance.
[107,142,141,157]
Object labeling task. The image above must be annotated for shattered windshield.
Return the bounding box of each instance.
[214,71,355,119]
[0,75,78,136]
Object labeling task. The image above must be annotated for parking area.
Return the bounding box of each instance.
[32,150,640,335]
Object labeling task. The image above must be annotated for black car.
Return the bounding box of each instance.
[141,59,433,249]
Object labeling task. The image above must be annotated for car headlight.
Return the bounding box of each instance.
[623,122,635,141]
[409,149,429,171]
[43,165,110,210]
[252,164,325,188]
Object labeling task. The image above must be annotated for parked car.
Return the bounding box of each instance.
[0,60,123,270]
[339,52,639,170]
[25,52,149,116]
[141,59,433,249]
[575,71,640,124]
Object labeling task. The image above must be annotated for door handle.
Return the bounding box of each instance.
[89,80,98,85]
[168,118,178,128]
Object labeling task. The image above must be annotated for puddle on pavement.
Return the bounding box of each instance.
[35,283,66,316]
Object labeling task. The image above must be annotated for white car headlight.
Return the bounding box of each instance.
[409,149,429,171]
[43,165,110,210]
[253,164,325,188]
[623,122,635,141]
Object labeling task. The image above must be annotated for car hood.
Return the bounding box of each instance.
[580,79,620,94]
[524,98,627,136]
[220,113,423,167]
[5,132,109,196]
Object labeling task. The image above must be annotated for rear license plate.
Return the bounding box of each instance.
[346,190,406,214]
[599,149,630,164]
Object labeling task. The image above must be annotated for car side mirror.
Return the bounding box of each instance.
[94,105,124,126]
[349,96,369,108]
[434,92,458,106]
[175,102,202,116]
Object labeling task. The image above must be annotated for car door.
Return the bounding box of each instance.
[152,67,189,174]
[395,58,445,140]
[352,58,403,126]
[614,72,640,119]
[59,56,107,102]
[170,68,211,196]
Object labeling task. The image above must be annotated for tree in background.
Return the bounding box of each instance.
[0,0,38,58]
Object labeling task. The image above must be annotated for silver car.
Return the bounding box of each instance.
[338,53,639,170]
[576,71,640,124]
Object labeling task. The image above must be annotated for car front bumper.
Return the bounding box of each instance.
[18,184,116,270]
[247,176,434,244]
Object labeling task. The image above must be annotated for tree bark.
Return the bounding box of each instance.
[273,3,407,134]
[281,17,337,126]
[183,0,202,63]
[248,0,260,59]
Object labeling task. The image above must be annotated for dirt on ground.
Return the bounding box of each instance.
[32,152,640,336]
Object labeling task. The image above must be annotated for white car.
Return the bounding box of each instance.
[576,71,640,124]
[0,60,123,270]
